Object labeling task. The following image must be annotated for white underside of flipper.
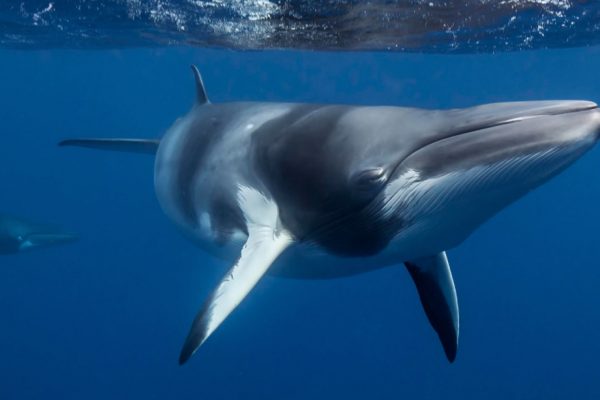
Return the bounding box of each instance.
[179,186,293,364]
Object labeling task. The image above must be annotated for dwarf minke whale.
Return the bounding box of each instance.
[60,66,600,364]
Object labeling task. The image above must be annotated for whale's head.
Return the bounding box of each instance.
[369,100,600,257]
[264,101,600,259]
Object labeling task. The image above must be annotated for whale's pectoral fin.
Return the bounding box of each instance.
[179,228,292,365]
[405,252,459,362]
[179,186,292,365]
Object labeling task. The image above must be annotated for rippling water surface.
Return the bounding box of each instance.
[2,1,599,52]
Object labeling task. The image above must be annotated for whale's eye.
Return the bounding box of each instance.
[351,167,387,192]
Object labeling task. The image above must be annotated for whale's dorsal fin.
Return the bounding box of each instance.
[179,186,292,365]
[191,65,209,105]
[405,252,459,362]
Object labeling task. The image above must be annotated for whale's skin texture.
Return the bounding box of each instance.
[154,100,600,279]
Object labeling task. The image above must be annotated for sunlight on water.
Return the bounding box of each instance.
[1,0,598,52]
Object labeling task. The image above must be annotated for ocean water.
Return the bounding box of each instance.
[3,1,600,52]
[2,4,600,400]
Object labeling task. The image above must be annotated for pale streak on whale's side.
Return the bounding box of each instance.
[60,66,600,365]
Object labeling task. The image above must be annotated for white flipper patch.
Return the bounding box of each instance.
[179,186,292,364]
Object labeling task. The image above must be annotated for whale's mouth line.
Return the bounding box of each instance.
[417,104,599,152]
[386,104,600,183]
[452,104,599,134]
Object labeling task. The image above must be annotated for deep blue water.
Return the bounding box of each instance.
[2,46,600,399]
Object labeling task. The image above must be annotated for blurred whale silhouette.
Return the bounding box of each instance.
[0,214,78,255]
[61,66,600,364]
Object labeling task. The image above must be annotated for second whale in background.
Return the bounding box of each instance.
[0,214,77,255]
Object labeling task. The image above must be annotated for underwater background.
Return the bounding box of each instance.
[3,3,600,399]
